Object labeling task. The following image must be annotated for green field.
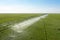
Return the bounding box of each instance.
[0,14,60,40]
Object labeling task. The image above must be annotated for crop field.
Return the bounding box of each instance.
[0,14,60,40]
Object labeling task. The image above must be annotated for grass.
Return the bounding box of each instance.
[0,14,41,40]
[43,14,60,40]
[0,14,60,40]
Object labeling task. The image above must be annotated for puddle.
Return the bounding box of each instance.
[11,14,48,33]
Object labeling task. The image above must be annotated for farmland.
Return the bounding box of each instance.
[0,14,60,40]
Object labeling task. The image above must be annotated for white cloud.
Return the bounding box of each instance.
[0,5,60,13]
[0,5,40,13]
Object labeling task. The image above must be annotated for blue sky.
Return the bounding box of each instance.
[0,0,60,13]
